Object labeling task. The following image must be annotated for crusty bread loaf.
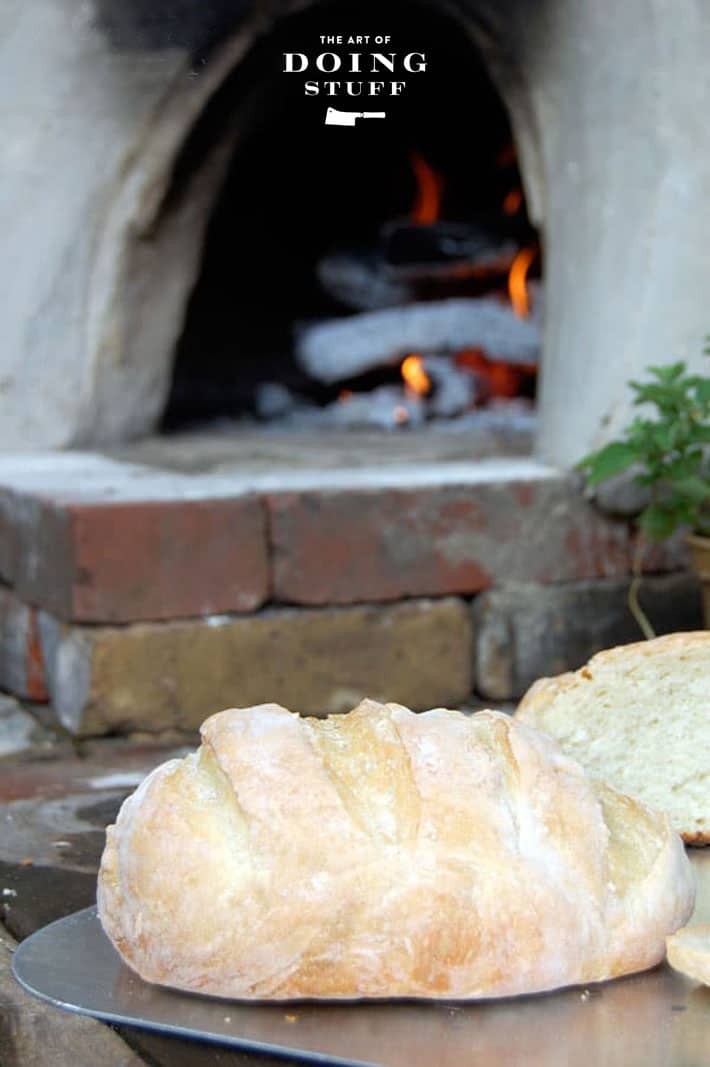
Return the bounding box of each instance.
[666,924,710,985]
[516,632,710,843]
[97,700,694,1000]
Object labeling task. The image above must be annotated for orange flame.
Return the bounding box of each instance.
[508,247,536,318]
[410,153,444,225]
[401,354,432,396]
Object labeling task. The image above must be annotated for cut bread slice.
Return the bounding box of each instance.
[516,632,710,844]
[666,924,710,984]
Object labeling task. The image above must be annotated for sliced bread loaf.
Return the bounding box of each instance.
[666,924,710,984]
[516,632,710,843]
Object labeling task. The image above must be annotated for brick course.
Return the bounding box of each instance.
[0,454,686,623]
[268,477,635,605]
[472,572,704,702]
[38,598,473,736]
[0,493,269,623]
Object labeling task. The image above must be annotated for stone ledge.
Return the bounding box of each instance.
[37,598,474,736]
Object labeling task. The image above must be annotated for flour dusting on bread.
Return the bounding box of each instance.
[98,701,694,1000]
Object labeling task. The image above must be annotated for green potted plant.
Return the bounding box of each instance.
[577,356,710,635]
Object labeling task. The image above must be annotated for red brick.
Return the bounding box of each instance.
[268,477,635,605]
[0,494,269,623]
[0,587,48,701]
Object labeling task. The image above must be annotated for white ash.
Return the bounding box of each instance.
[295,297,541,385]
[254,382,299,419]
[279,386,426,432]
[432,402,537,435]
[316,252,411,311]
[423,356,477,417]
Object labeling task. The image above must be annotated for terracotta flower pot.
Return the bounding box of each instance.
[686,533,710,627]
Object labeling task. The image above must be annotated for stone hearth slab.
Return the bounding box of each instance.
[0,446,658,623]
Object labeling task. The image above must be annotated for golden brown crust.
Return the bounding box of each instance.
[98,701,695,1001]
[681,831,710,845]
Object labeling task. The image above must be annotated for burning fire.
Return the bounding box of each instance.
[508,247,536,319]
[455,348,536,401]
[410,153,444,225]
[401,354,432,396]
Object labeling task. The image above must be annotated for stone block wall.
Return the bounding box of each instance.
[0,453,701,736]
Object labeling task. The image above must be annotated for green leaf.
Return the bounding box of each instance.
[580,356,710,540]
[649,423,675,451]
[693,379,710,405]
[672,476,710,503]
[580,442,639,485]
[686,423,710,445]
[664,454,703,480]
[634,471,662,487]
[631,382,684,412]
[639,503,681,542]
[647,362,686,383]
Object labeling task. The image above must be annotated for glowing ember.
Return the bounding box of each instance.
[508,247,536,318]
[393,405,410,425]
[502,188,523,216]
[496,142,517,168]
[410,153,444,225]
[401,354,432,396]
[455,348,536,401]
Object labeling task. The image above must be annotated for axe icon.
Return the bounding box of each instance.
[325,107,387,126]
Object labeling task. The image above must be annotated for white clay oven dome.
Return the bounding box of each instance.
[2,0,710,465]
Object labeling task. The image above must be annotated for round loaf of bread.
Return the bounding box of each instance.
[97,701,694,1000]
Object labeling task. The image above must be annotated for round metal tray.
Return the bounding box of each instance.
[12,852,710,1067]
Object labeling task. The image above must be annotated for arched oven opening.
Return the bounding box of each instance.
[162,0,542,440]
